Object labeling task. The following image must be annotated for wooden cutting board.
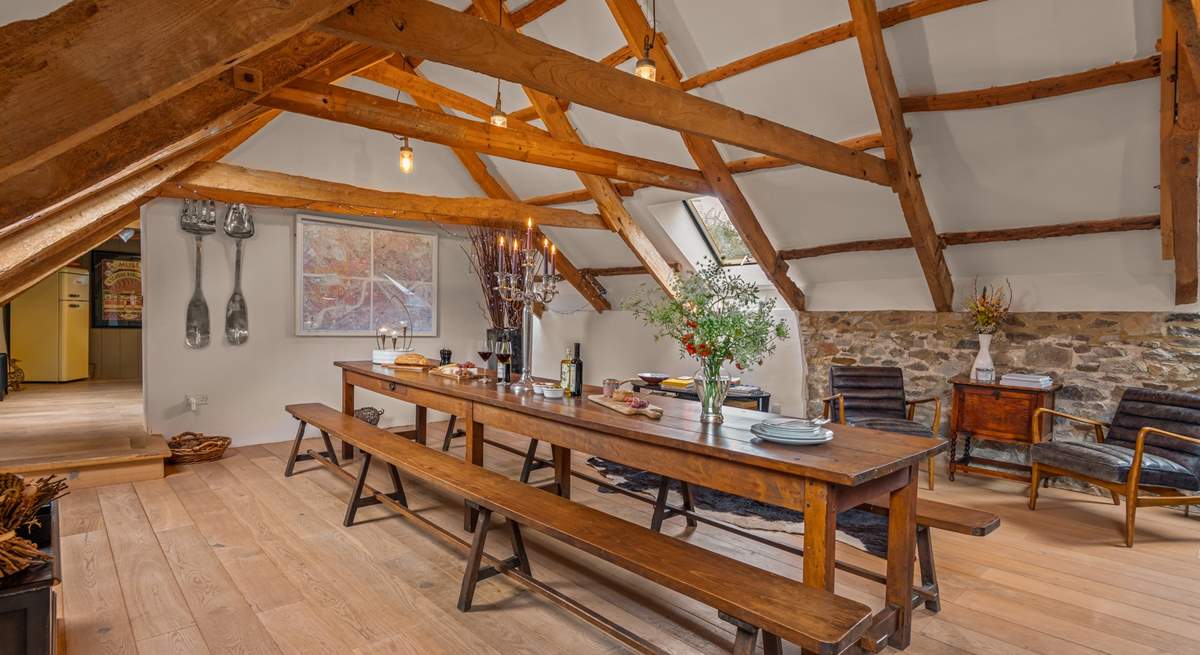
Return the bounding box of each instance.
[381,361,436,371]
[587,394,663,419]
[429,367,483,381]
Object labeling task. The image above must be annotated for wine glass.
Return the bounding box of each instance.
[495,340,512,386]
[476,338,494,383]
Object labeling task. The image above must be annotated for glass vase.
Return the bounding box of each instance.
[694,358,731,424]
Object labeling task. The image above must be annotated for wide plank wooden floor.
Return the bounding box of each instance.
[55,423,1200,655]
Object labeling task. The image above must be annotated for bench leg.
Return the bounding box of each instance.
[284,420,308,477]
[508,519,532,575]
[916,525,940,612]
[344,453,373,527]
[719,612,760,655]
[440,416,466,452]
[458,508,494,612]
[387,463,408,508]
[651,478,697,531]
[320,430,339,467]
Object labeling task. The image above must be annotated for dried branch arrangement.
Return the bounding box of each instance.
[0,473,68,577]
[464,225,524,328]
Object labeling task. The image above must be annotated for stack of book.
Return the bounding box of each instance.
[660,377,695,391]
[999,373,1054,389]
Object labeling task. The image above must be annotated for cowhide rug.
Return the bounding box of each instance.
[586,458,891,558]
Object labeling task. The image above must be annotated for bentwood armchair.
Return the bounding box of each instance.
[1028,388,1200,547]
[822,366,942,490]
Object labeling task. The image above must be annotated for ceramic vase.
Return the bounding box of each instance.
[971,332,995,381]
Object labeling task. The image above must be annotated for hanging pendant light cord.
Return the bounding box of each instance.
[643,0,656,56]
[494,0,503,110]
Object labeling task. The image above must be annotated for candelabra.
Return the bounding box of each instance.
[496,247,559,393]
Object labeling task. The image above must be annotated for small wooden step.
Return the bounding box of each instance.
[0,433,169,488]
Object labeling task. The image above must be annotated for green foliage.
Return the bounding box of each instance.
[622,260,789,373]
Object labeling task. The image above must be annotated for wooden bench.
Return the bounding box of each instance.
[284,403,873,655]
[644,478,999,613]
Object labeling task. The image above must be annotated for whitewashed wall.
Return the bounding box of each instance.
[141,200,489,445]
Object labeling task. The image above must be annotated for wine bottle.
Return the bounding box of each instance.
[570,342,583,397]
[560,345,573,396]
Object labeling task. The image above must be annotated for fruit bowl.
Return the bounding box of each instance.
[637,372,670,385]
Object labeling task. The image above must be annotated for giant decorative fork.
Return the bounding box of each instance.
[222,203,254,345]
[180,199,217,348]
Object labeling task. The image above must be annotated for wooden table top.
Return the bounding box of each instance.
[338,361,944,487]
[948,374,1063,392]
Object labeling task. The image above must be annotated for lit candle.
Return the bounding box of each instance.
[512,238,520,274]
[497,235,505,275]
[526,217,533,250]
[550,244,556,276]
[542,237,549,275]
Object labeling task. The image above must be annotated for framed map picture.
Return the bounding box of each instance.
[294,215,438,336]
[91,251,142,328]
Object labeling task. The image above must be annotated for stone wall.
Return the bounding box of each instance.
[800,311,1200,444]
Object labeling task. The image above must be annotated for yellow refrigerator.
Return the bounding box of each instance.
[11,268,90,382]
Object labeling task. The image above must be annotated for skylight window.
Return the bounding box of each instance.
[683,196,753,266]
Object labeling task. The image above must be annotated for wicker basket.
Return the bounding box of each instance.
[167,431,231,464]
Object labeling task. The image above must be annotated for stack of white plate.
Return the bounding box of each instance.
[750,417,833,445]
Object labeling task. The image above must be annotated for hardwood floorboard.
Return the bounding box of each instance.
[54,427,1200,655]
[94,484,194,641]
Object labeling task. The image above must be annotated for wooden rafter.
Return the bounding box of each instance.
[0,37,390,232]
[849,0,954,312]
[523,131,889,206]
[510,0,569,27]
[471,0,679,299]
[403,76,610,312]
[158,162,606,230]
[318,0,893,186]
[0,0,358,184]
[901,56,1160,113]
[679,0,986,91]
[259,80,711,195]
[776,215,1161,260]
[1163,4,1181,260]
[580,264,682,278]
[1167,0,1200,77]
[506,39,660,122]
[605,0,807,311]
[0,115,273,304]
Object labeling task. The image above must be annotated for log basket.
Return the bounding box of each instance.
[167,431,231,464]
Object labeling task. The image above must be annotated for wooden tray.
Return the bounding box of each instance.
[381,361,436,371]
[587,394,663,419]
[429,367,484,381]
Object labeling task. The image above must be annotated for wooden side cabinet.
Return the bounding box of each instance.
[947,375,1060,484]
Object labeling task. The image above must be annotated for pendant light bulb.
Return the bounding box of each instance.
[635,53,657,82]
[635,0,658,81]
[490,79,508,128]
[399,136,414,174]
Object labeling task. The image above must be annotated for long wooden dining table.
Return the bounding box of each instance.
[336,360,945,650]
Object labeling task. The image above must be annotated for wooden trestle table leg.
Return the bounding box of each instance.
[415,406,428,445]
[341,375,356,460]
[463,409,484,531]
[885,464,919,649]
[551,444,572,499]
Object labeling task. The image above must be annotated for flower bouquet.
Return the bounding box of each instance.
[625,261,789,424]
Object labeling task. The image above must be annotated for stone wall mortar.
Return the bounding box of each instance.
[801,311,1200,450]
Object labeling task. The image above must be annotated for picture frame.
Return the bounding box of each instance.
[90,250,142,328]
[294,214,438,337]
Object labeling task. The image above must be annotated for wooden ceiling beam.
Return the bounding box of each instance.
[777,214,1162,260]
[901,56,1160,113]
[405,82,610,312]
[0,36,390,232]
[680,0,986,91]
[468,0,679,300]
[606,0,807,311]
[507,40,652,122]
[849,0,954,311]
[158,162,607,231]
[358,58,550,135]
[1167,0,1200,78]
[0,0,358,184]
[580,264,682,278]
[510,0,569,27]
[1162,4,1180,260]
[259,79,712,195]
[522,131,889,206]
[319,0,893,186]
[0,115,272,304]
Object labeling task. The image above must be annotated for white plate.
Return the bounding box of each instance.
[753,428,833,446]
[751,427,833,444]
[751,419,827,437]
